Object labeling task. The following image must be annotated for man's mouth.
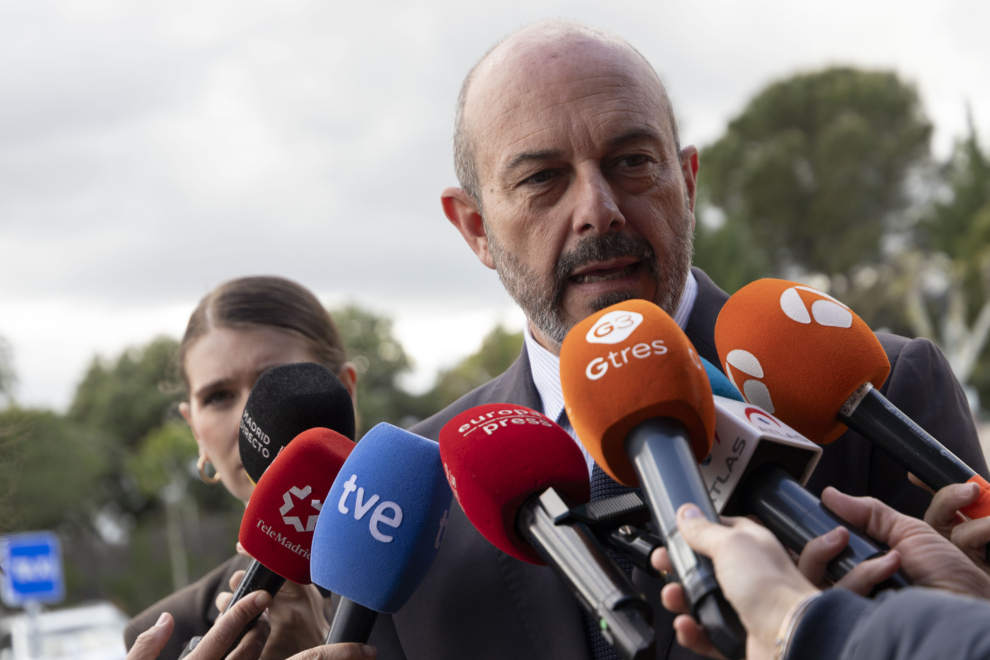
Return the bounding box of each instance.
[569,261,640,284]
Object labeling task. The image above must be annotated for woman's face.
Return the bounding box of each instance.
[179,325,353,502]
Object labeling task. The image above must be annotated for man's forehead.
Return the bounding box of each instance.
[464,28,671,173]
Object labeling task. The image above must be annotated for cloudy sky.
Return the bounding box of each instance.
[1,0,988,410]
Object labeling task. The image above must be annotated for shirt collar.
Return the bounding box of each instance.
[525,269,698,423]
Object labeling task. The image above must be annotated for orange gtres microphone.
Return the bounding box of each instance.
[715,278,990,519]
[560,300,744,660]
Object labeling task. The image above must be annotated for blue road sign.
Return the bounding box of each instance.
[0,531,65,607]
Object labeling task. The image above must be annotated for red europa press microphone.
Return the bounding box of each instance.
[714,278,990,518]
[439,404,656,660]
[438,404,589,564]
[560,300,744,660]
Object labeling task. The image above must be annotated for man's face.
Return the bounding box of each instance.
[467,42,696,349]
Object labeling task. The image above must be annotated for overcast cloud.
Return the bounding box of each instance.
[1,0,988,408]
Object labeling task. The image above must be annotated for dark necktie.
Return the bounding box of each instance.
[582,460,643,659]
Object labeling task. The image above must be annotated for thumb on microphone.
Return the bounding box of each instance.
[673,505,818,660]
[125,612,174,660]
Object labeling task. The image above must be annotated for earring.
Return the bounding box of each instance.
[197,454,222,484]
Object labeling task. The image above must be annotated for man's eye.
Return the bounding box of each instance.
[524,170,555,185]
[618,154,650,168]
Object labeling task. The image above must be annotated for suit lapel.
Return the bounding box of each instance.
[486,345,592,660]
[684,267,729,370]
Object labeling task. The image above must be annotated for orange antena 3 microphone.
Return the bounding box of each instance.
[715,278,990,519]
[561,301,745,660]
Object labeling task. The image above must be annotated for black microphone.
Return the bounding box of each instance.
[699,372,909,591]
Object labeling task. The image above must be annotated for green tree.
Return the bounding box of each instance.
[332,305,420,433]
[696,67,932,284]
[0,407,111,532]
[69,336,183,448]
[425,325,524,410]
[907,120,990,403]
[0,336,15,405]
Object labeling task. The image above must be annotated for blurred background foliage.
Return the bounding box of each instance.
[693,66,990,412]
[1,64,989,619]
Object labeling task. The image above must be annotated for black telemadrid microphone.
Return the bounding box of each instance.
[560,301,745,660]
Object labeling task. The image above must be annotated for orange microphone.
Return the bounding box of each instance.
[561,300,744,660]
[715,278,990,519]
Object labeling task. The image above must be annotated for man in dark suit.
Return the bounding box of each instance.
[365,19,989,660]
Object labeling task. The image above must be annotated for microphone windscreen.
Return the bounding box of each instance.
[239,427,355,584]
[239,362,356,482]
[438,404,590,565]
[714,279,890,444]
[311,423,452,613]
[702,357,743,402]
[560,300,715,486]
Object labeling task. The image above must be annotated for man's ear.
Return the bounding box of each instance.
[441,187,496,270]
[680,145,700,230]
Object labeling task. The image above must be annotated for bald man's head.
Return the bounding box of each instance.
[453,20,681,207]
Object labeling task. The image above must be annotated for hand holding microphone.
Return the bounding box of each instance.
[656,487,990,660]
[127,592,272,660]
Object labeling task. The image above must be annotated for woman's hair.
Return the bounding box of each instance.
[177,276,347,392]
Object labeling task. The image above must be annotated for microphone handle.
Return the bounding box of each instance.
[519,488,656,660]
[625,418,746,660]
[840,387,990,519]
[177,560,286,659]
[741,464,910,592]
[224,559,287,613]
[325,597,378,644]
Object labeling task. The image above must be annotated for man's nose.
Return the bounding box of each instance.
[571,167,624,235]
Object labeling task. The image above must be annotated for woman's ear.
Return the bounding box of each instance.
[179,401,205,455]
[337,362,359,403]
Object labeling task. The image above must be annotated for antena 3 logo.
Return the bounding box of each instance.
[585,311,644,344]
[725,349,775,413]
[780,286,852,328]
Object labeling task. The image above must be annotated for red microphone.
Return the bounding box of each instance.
[715,278,990,518]
[179,427,354,659]
[439,404,656,660]
[230,428,353,608]
[439,404,589,564]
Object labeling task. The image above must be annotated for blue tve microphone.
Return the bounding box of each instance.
[311,423,452,644]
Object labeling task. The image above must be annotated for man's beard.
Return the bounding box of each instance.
[487,217,694,349]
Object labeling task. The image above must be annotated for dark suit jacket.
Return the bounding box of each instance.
[368,267,990,660]
[124,554,252,660]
